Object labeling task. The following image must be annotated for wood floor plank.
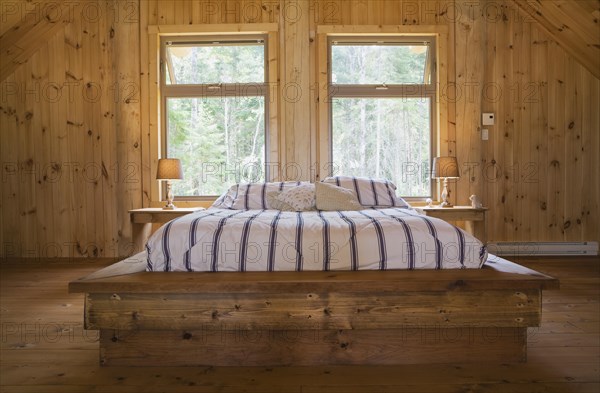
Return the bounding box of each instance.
[2,384,599,393]
[527,333,600,347]
[300,384,600,393]
[528,346,600,363]
[8,384,600,393]
[1,362,598,386]
[532,320,599,334]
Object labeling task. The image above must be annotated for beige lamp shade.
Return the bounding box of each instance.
[156,158,183,180]
[432,156,460,179]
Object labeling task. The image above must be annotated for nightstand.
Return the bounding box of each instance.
[129,208,205,252]
[414,206,488,243]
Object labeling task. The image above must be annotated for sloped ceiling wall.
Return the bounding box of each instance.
[0,0,81,82]
[512,0,600,79]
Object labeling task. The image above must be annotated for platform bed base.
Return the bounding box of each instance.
[69,254,558,367]
[100,327,527,367]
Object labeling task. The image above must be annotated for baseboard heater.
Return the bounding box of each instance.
[487,242,599,256]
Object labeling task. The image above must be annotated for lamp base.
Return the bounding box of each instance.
[163,180,176,209]
[439,178,454,208]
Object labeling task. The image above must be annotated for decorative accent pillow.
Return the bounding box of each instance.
[315,181,362,211]
[274,184,316,211]
[322,176,409,208]
[266,191,296,211]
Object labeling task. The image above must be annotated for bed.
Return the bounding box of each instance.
[69,179,558,366]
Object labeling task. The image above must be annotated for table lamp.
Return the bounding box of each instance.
[156,158,183,209]
[432,156,460,208]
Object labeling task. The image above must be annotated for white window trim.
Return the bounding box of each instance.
[160,34,269,200]
[328,35,437,198]
[144,24,279,205]
[315,25,449,202]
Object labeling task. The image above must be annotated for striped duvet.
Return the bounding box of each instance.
[146,208,487,272]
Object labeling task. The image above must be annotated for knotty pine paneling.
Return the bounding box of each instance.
[453,0,486,208]
[511,0,600,79]
[0,1,142,258]
[482,2,600,242]
[1,0,598,258]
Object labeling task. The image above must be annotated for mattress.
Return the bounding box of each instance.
[146,207,487,272]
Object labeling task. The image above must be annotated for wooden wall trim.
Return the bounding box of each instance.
[316,25,449,35]
[139,0,151,207]
[267,30,280,180]
[148,23,279,35]
[281,0,311,181]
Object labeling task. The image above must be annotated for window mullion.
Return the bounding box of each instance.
[162,83,268,98]
[330,84,434,98]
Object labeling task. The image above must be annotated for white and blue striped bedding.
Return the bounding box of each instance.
[146,208,487,272]
[212,181,309,210]
[322,176,409,207]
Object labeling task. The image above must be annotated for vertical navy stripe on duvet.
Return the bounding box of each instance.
[239,210,265,271]
[337,211,358,271]
[267,211,282,271]
[295,212,304,271]
[389,208,444,269]
[377,209,416,269]
[318,211,331,271]
[184,210,222,271]
[358,210,387,270]
[210,210,245,271]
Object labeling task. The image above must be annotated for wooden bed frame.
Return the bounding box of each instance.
[69,254,558,367]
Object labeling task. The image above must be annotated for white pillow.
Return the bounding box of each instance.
[315,182,362,211]
[275,184,316,211]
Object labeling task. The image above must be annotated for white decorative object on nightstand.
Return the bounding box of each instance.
[469,195,483,208]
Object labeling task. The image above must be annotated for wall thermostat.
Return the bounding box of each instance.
[482,113,495,126]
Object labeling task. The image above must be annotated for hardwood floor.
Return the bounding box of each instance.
[1,256,598,393]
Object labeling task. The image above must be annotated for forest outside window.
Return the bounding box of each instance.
[161,36,268,198]
[329,37,436,198]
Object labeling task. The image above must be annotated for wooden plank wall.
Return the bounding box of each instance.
[0,0,598,257]
[0,1,142,258]
[481,2,600,242]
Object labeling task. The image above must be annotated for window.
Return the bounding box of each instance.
[161,36,268,197]
[329,37,436,198]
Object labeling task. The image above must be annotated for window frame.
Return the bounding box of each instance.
[159,34,270,200]
[327,35,438,200]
